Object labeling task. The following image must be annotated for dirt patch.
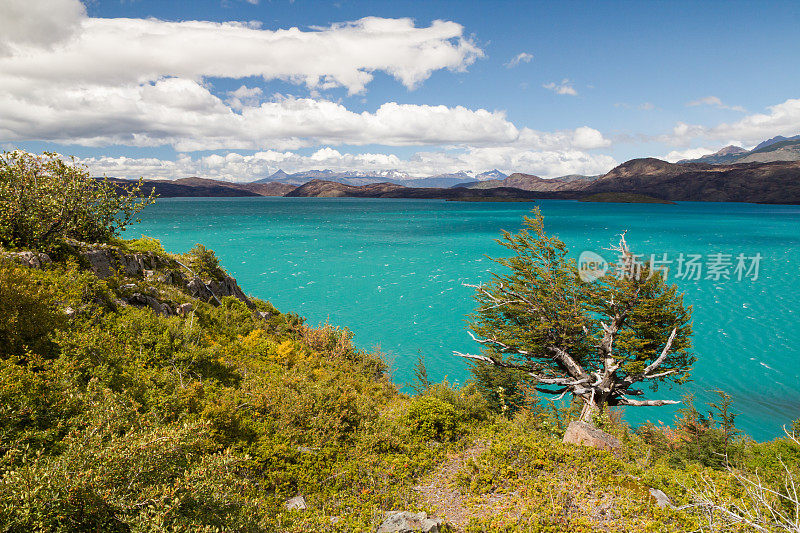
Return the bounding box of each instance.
[415,441,522,531]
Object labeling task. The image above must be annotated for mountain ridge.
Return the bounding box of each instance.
[286,158,800,204]
[680,135,800,165]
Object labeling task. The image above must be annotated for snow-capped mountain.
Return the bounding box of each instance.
[476,169,508,181]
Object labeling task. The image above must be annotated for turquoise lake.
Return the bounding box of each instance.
[130,197,800,440]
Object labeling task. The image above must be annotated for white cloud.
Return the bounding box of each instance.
[0,80,524,149]
[662,147,714,163]
[80,146,617,182]
[668,98,800,146]
[504,52,533,68]
[0,0,85,56]
[543,79,577,96]
[0,70,610,152]
[0,2,546,151]
[686,96,746,113]
[226,85,263,110]
[0,7,481,95]
[0,1,617,178]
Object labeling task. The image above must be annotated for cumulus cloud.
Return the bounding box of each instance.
[504,52,533,68]
[0,7,481,95]
[686,96,746,113]
[543,79,577,96]
[0,80,525,150]
[0,0,85,56]
[0,70,610,152]
[667,98,800,146]
[0,1,552,152]
[0,0,617,178]
[226,86,264,110]
[662,147,715,163]
[79,146,617,182]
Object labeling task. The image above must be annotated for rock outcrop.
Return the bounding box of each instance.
[376,511,441,533]
[563,421,622,454]
[79,245,178,280]
[76,244,253,309]
[5,242,255,313]
[4,251,52,268]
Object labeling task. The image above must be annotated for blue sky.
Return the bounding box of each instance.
[2,0,799,180]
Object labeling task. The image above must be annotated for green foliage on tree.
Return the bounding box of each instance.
[457,208,694,422]
[409,352,432,395]
[0,151,155,250]
[468,362,533,415]
[185,243,226,281]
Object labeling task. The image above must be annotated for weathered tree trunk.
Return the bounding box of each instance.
[578,399,598,423]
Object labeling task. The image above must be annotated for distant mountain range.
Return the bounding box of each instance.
[679,135,800,165]
[251,168,510,188]
[285,179,545,201]
[106,134,800,204]
[286,158,800,204]
[115,157,800,204]
[105,177,295,198]
[453,172,599,192]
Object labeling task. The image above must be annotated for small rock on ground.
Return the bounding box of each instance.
[285,495,307,511]
[377,511,441,533]
[649,487,675,509]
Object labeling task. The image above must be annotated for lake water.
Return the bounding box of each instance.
[129,197,800,440]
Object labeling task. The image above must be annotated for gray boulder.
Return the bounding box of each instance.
[649,487,675,509]
[563,421,622,454]
[377,511,441,533]
[81,248,116,278]
[129,293,148,305]
[145,296,172,316]
[186,275,253,307]
[285,495,307,511]
[128,293,172,316]
[6,251,52,268]
[208,275,254,308]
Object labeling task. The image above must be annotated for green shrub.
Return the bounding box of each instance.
[0,258,111,359]
[0,151,155,250]
[636,393,746,468]
[0,260,65,359]
[185,244,226,281]
[118,235,166,254]
[405,395,459,441]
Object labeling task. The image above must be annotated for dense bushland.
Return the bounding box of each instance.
[0,254,460,531]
